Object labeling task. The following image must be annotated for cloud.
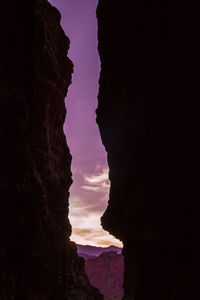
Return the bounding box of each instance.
[85,170,108,184]
[96,239,122,248]
[69,166,110,214]
[68,161,122,247]
[73,228,93,235]
[70,227,123,248]
[81,185,100,192]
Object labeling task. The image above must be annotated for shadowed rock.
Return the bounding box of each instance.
[85,251,124,300]
[96,0,200,299]
[0,1,103,299]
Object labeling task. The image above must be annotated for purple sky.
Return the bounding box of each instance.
[49,0,122,247]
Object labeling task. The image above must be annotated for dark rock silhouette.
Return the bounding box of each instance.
[97,0,200,299]
[0,1,103,299]
[84,251,124,300]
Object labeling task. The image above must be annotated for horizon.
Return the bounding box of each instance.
[49,0,122,248]
[77,243,122,249]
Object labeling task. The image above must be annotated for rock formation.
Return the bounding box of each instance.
[0,0,103,299]
[97,0,200,299]
[84,251,124,300]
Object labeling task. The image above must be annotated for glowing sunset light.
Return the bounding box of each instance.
[49,0,122,248]
[69,166,122,247]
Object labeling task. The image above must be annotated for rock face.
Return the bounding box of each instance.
[97,0,200,299]
[0,1,103,299]
[85,251,124,300]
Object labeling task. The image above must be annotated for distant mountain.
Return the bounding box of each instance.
[77,245,124,300]
[84,251,124,300]
[77,244,122,258]
[78,253,96,261]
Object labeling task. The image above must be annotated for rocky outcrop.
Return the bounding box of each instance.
[97,0,200,299]
[0,0,103,299]
[65,242,104,299]
[85,251,124,300]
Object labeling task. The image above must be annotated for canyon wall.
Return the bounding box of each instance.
[97,0,200,299]
[85,251,124,300]
[0,1,103,299]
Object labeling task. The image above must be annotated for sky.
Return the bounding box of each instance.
[49,0,122,248]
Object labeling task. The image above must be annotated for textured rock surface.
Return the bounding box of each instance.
[85,251,124,300]
[0,1,103,299]
[97,0,200,299]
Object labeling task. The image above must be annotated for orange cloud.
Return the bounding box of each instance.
[73,228,93,235]
[70,226,123,248]
[96,239,123,248]
[69,164,122,247]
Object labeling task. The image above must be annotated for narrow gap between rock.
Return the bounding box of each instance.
[48,1,124,299]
